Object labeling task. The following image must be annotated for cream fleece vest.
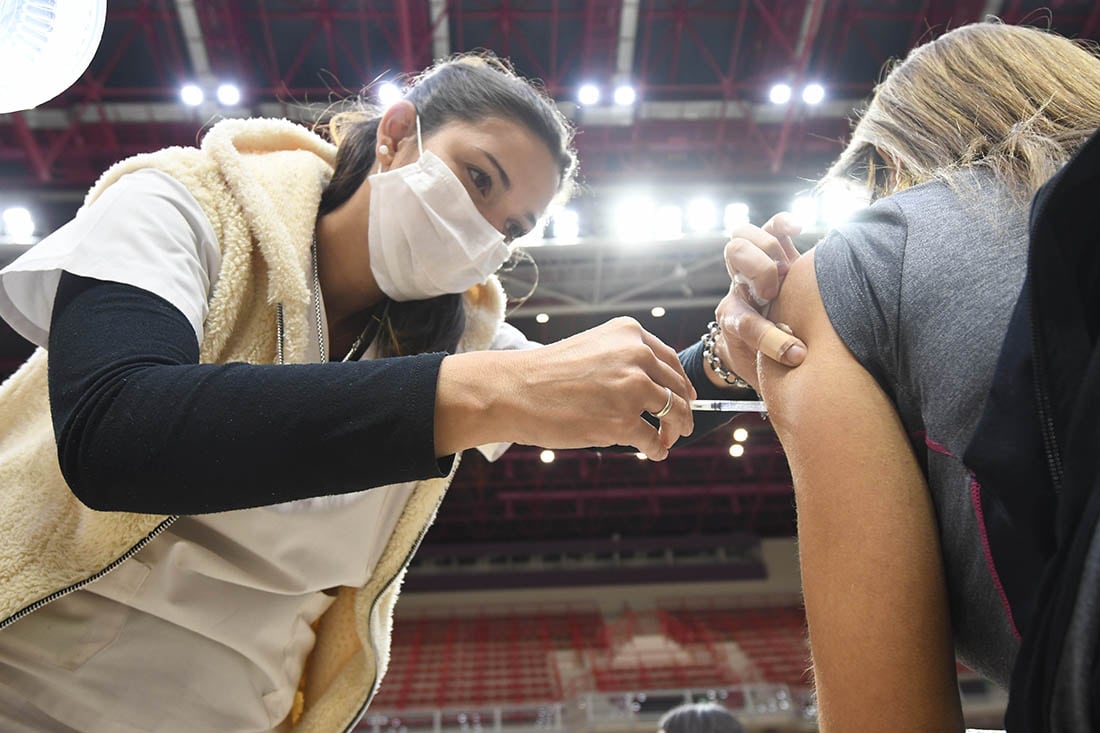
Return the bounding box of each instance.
[0,118,505,732]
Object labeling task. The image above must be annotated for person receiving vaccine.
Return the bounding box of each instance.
[0,55,746,733]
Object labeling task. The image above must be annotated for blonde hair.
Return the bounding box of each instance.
[826,22,1100,200]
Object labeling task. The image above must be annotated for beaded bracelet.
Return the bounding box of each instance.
[701,321,752,389]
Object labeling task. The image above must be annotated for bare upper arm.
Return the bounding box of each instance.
[754,250,963,731]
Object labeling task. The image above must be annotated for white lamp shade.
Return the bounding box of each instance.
[0,0,109,113]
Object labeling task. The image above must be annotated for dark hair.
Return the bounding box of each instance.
[318,53,577,356]
[657,703,743,733]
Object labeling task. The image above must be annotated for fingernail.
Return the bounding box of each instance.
[785,344,807,364]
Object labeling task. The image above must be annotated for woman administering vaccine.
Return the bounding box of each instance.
[0,55,734,733]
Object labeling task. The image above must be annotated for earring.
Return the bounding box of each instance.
[378,144,390,157]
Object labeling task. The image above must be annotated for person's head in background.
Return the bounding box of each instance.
[657,702,744,733]
[318,53,578,356]
[824,22,1100,203]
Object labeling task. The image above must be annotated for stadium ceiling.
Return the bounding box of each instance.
[3,1,1099,549]
[7,1,1100,201]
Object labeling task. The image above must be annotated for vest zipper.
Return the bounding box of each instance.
[1029,301,1064,495]
[0,516,179,632]
[341,489,450,733]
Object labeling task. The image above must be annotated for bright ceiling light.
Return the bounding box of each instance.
[216,83,241,106]
[377,81,402,108]
[535,313,550,324]
[820,181,870,230]
[2,207,35,242]
[769,83,792,105]
[733,427,749,442]
[613,84,636,106]
[578,83,600,106]
[802,83,825,105]
[686,198,719,233]
[551,209,580,241]
[635,452,648,460]
[614,196,656,242]
[729,443,745,458]
[180,83,204,107]
[0,0,108,113]
[650,306,666,318]
[724,202,750,232]
[791,195,819,231]
[539,449,555,464]
[654,205,683,239]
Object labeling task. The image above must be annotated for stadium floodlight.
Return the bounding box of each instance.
[378,81,402,108]
[216,83,242,106]
[2,207,35,242]
[769,83,792,105]
[820,181,870,229]
[180,83,204,107]
[654,205,683,239]
[802,83,825,105]
[578,83,600,106]
[551,209,580,241]
[791,195,819,231]
[724,202,750,232]
[686,198,719,233]
[613,84,637,106]
[614,196,657,242]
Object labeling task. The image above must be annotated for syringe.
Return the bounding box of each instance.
[689,399,767,413]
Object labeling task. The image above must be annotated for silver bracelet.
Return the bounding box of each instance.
[701,321,752,389]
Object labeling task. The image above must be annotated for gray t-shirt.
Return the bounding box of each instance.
[814,175,1026,687]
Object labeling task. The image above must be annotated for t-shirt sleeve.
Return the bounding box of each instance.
[813,198,908,395]
[0,169,219,347]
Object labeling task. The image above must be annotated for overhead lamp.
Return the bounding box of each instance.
[635,452,648,460]
[2,207,35,242]
[733,427,748,442]
[802,83,825,105]
[654,205,683,239]
[729,443,745,458]
[0,0,108,113]
[769,83,792,105]
[723,202,750,232]
[820,181,870,229]
[539,449,555,464]
[535,313,550,324]
[686,198,719,233]
[216,83,241,106]
[613,84,637,106]
[578,83,600,106]
[377,81,402,108]
[613,196,656,242]
[791,195,819,231]
[551,208,580,241]
[180,83,204,107]
[650,306,666,318]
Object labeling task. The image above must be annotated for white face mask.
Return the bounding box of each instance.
[367,116,510,302]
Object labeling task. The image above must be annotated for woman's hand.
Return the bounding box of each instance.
[436,317,696,460]
[712,212,807,390]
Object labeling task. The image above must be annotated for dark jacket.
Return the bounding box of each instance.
[965,127,1100,731]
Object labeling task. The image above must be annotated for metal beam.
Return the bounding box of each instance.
[2,97,862,130]
[172,0,212,78]
[615,0,641,80]
[430,0,451,61]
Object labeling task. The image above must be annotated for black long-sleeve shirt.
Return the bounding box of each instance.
[48,273,735,515]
